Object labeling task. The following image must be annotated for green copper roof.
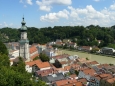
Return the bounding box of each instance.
[20,17,27,31]
[19,39,29,44]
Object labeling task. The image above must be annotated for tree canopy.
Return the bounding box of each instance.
[1,25,115,48]
[39,53,49,62]
[0,41,8,55]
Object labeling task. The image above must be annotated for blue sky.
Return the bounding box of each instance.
[0,0,115,28]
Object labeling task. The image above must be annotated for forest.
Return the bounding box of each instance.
[1,25,115,48]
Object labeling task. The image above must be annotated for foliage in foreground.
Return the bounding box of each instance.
[0,41,47,86]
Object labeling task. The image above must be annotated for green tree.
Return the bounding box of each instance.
[0,54,10,67]
[0,54,47,86]
[33,56,39,61]
[39,53,49,62]
[0,41,8,55]
[90,47,100,53]
[75,70,79,75]
[53,60,62,68]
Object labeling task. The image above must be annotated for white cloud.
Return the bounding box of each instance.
[40,3,115,27]
[3,22,8,27]
[39,5,51,12]
[0,24,2,26]
[67,5,111,26]
[26,0,33,5]
[93,0,100,2]
[36,0,72,11]
[9,23,13,26]
[0,22,14,27]
[110,3,115,10]
[19,0,23,3]
[40,9,69,22]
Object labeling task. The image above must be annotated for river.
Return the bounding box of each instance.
[60,49,115,65]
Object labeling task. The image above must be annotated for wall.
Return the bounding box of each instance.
[25,65,32,73]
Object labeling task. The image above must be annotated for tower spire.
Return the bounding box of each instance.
[21,16,26,27]
[23,15,24,21]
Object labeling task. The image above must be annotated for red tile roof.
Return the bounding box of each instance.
[86,61,99,66]
[29,46,38,54]
[99,73,113,80]
[25,59,51,69]
[97,64,110,68]
[63,81,83,86]
[25,60,42,67]
[106,77,115,84]
[52,54,70,59]
[55,79,78,86]
[37,68,58,76]
[83,68,96,76]
[30,53,39,60]
[36,61,51,69]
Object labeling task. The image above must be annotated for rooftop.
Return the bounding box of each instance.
[83,68,96,76]
[29,46,38,54]
[55,79,77,86]
[106,77,115,84]
[52,54,70,59]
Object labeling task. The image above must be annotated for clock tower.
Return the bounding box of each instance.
[19,17,30,61]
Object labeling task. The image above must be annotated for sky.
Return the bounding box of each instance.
[0,0,115,28]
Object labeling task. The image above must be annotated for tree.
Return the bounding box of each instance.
[107,43,115,49]
[0,54,47,86]
[53,60,62,68]
[0,54,10,67]
[86,57,89,60]
[39,53,49,62]
[33,56,39,61]
[0,41,8,55]
[90,47,100,53]
[75,70,79,75]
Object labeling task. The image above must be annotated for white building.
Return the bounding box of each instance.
[9,50,19,58]
[37,45,46,54]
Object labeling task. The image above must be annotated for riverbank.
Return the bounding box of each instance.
[60,49,115,65]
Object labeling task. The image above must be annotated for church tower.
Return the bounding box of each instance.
[19,17,30,61]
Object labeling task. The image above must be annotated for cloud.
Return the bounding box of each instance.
[19,0,23,3]
[93,0,100,2]
[0,24,2,26]
[3,22,8,27]
[110,3,115,10]
[26,0,33,5]
[0,22,14,27]
[40,9,69,22]
[36,0,72,11]
[67,5,111,26]
[9,23,13,26]
[40,3,115,27]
